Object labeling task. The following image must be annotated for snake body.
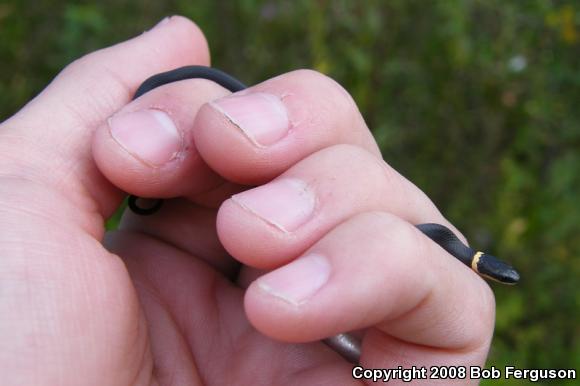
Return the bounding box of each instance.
[127,65,520,363]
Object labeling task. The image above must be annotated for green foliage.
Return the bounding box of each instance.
[1,0,578,381]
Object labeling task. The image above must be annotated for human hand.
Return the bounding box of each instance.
[0,16,495,385]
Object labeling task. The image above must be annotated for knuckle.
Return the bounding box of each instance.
[165,16,210,58]
[352,210,398,229]
[326,144,402,188]
[60,54,94,77]
[314,144,389,190]
[322,143,383,172]
[395,219,427,253]
[170,15,206,39]
[58,50,109,84]
[343,209,496,351]
[288,68,359,115]
[291,69,344,91]
[352,210,417,248]
[322,142,371,159]
[335,144,406,190]
[286,69,380,154]
[313,143,412,202]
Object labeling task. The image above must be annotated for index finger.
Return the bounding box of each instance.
[193,69,381,185]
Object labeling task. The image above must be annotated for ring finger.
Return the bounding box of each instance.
[244,211,495,368]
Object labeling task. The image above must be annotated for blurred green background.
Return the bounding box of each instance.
[1,0,578,384]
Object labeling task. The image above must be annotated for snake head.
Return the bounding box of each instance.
[477,253,520,285]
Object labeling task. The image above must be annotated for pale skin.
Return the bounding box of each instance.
[0,16,495,385]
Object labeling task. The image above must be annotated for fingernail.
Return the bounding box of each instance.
[257,254,331,305]
[211,92,289,147]
[108,109,181,166]
[231,178,315,232]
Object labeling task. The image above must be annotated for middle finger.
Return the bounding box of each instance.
[217,144,461,269]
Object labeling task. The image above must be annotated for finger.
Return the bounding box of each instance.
[92,78,238,202]
[217,144,465,269]
[0,16,210,226]
[193,69,381,185]
[244,211,495,354]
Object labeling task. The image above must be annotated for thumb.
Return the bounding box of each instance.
[0,16,210,386]
[0,16,210,232]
